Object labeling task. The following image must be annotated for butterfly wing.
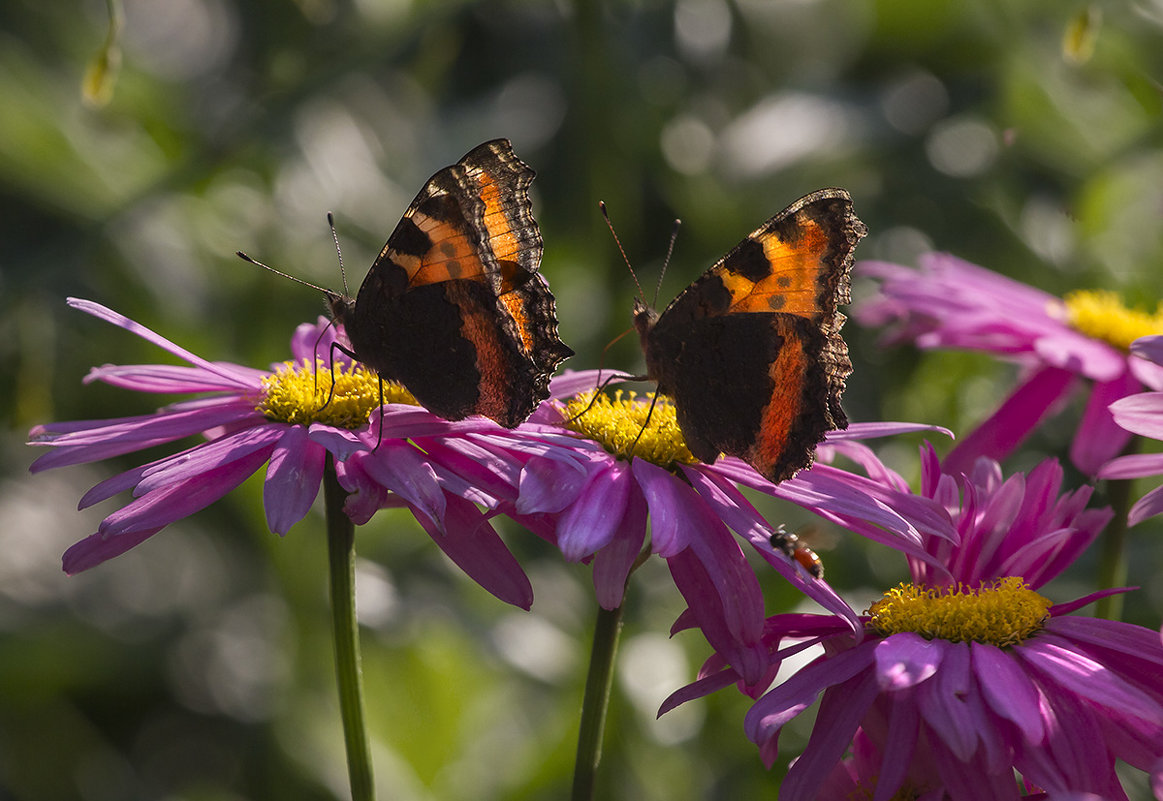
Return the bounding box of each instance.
[344,139,572,427]
[641,189,865,482]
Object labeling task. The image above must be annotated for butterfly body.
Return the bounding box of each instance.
[633,188,865,482]
[328,139,572,428]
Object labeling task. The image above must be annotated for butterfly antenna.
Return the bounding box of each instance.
[654,217,682,308]
[600,201,648,303]
[326,212,352,297]
[235,251,334,295]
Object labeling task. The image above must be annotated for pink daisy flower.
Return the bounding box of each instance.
[665,446,1163,800]
[389,369,958,685]
[857,253,1163,475]
[28,298,533,607]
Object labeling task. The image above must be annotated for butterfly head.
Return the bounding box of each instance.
[326,291,355,327]
[632,296,658,339]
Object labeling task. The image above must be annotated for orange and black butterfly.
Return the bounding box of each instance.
[633,189,866,482]
[325,139,572,427]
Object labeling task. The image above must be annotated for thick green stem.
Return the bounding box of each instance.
[571,603,625,801]
[1095,476,1132,621]
[323,458,375,801]
[1096,435,1140,621]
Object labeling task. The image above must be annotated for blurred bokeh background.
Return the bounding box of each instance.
[3,0,1162,798]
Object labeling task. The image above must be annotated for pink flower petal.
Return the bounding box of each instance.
[943,365,1076,476]
[1130,486,1163,527]
[1070,370,1138,475]
[972,641,1045,743]
[411,493,533,609]
[136,425,283,495]
[1017,636,1163,726]
[355,444,447,530]
[516,452,590,514]
[632,459,689,556]
[591,488,647,609]
[64,446,274,572]
[66,297,256,386]
[1098,453,1163,480]
[29,401,264,472]
[1109,392,1163,439]
[557,463,632,561]
[264,426,326,534]
[778,670,880,800]
[86,363,266,393]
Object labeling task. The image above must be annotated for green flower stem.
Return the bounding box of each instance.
[571,602,625,801]
[323,457,375,801]
[1096,435,1140,621]
[1096,476,1132,621]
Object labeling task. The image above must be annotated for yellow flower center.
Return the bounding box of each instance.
[561,390,697,469]
[867,577,1052,647]
[259,359,416,429]
[1061,290,1163,350]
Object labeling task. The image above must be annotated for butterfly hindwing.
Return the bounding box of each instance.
[638,189,865,482]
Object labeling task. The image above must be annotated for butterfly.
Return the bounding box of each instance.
[325,139,573,428]
[632,189,866,482]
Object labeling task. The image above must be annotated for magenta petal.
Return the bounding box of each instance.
[78,451,177,509]
[86,363,266,393]
[1131,335,1163,367]
[1098,453,1163,480]
[98,446,274,537]
[874,689,920,800]
[264,426,326,534]
[591,486,647,609]
[136,425,283,495]
[65,446,274,572]
[411,493,533,609]
[659,667,741,715]
[29,401,264,472]
[557,464,632,561]
[1109,392,1163,438]
[333,457,390,525]
[356,444,447,530]
[633,459,689,556]
[417,436,516,507]
[66,298,258,385]
[943,365,1076,476]
[686,467,860,625]
[290,318,346,366]
[972,642,1045,743]
[1129,486,1163,526]
[666,498,766,684]
[874,632,943,690]
[778,670,881,801]
[916,641,982,761]
[745,641,875,745]
[307,425,370,461]
[1070,370,1138,475]
[63,525,165,574]
[1017,636,1163,725]
[516,452,589,514]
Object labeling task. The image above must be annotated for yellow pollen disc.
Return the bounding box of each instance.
[1060,290,1163,351]
[867,577,1052,647]
[259,359,416,429]
[561,390,697,469]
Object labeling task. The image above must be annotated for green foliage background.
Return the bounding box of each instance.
[2,1,1162,799]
